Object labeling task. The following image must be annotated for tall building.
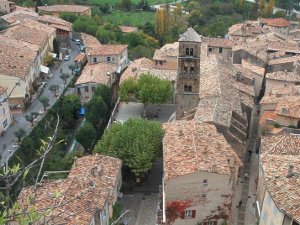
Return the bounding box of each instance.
[175,28,202,119]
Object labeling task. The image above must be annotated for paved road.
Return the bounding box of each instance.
[0,42,80,166]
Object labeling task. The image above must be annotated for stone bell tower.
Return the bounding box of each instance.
[175,28,202,119]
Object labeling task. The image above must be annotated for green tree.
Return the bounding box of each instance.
[49,84,59,96]
[120,74,172,115]
[14,128,26,142]
[75,122,96,152]
[60,94,81,124]
[60,13,78,23]
[99,3,111,13]
[93,84,111,109]
[119,0,133,11]
[73,16,98,36]
[96,26,117,44]
[94,118,165,177]
[39,96,49,111]
[25,112,39,127]
[60,73,70,88]
[119,78,138,102]
[85,96,108,128]
[53,38,59,57]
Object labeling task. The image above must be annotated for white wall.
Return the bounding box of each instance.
[0,90,12,134]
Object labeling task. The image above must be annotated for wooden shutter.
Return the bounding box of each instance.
[192,210,196,218]
[181,211,185,219]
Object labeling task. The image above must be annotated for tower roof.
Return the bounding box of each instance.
[179,27,202,42]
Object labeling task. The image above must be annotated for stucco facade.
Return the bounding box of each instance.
[154,56,177,70]
[0,88,12,134]
[164,171,234,225]
[207,46,232,59]
[0,0,15,13]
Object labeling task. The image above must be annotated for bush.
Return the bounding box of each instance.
[273,122,281,128]
[287,124,296,128]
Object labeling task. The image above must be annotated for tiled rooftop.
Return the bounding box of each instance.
[0,42,37,78]
[21,19,56,37]
[75,62,117,86]
[153,42,179,61]
[1,8,38,23]
[266,71,300,82]
[119,25,138,33]
[178,27,202,42]
[267,18,290,27]
[163,120,242,180]
[261,86,300,104]
[275,97,300,119]
[18,154,122,225]
[229,21,264,37]
[89,44,128,56]
[194,55,242,127]
[203,37,233,48]
[120,57,177,83]
[38,15,72,31]
[38,4,90,13]
[260,133,300,223]
[2,22,48,46]
[0,86,7,95]
[268,55,300,65]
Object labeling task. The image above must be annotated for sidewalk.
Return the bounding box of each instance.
[0,42,80,166]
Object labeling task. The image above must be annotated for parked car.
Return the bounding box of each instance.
[64,55,71,61]
[47,73,54,79]
[75,39,81,45]
[72,68,81,75]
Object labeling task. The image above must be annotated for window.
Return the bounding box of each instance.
[184,66,188,73]
[93,57,97,63]
[184,85,192,92]
[188,86,192,92]
[202,193,207,198]
[92,86,95,92]
[85,86,89,92]
[107,57,111,62]
[219,47,223,53]
[3,108,5,115]
[185,210,193,218]
[190,66,194,73]
[3,119,7,128]
[203,179,208,186]
[208,48,212,52]
[77,88,81,95]
[159,61,163,65]
[186,48,194,56]
[182,210,196,219]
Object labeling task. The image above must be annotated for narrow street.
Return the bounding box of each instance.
[0,42,80,166]
[233,104,260,225]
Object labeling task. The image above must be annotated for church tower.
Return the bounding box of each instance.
[175,28,202,119]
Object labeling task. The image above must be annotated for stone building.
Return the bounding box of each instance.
[202,37,233,59]
[162,121,242,225]
[153,42,179,70]
[0,86,12,134]
[38,5,91,17]
[256,133,300,225]
[0,0,15,14]
[175,28,202,119]
[18,154,122,225]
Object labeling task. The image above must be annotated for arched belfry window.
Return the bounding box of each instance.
[186,48,194,56]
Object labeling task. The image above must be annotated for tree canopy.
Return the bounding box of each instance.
[119,73,173,114]
[85,96,108,128]
[94,118,165,176]
[75,122,96,152]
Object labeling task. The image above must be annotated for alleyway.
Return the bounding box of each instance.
[0,42,80,166]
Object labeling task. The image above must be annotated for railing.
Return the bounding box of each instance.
[106,97,120,129]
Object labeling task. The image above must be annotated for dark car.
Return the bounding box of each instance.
[72,68,81,75]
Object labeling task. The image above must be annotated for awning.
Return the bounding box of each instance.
[40,65,49,74]
[80,107,85,116]
[51,53,57,59]
[116,66,121,73]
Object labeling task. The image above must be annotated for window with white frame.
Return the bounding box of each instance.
[93,57,97,63]
[185,210,193,218]
[107,57,111,62]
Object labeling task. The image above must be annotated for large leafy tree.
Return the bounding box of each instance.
[94,118,164,177]
[75,122,96,152]
[85,96,108,128]
[93,84,111,109]
[119,73,173,115]
[60,94,81,125]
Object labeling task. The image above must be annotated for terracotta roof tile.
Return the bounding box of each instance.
[163,121,242,180]
[178,27,202,42]
[267,18,290,27]
[153,42,178,61]
[38,4,90,13]
[203,37,233,48]
[18,154,122,225]
[119,25,138,33]
[75,62,116,86]
[260,134,300,223]
[266,71,300,82]
[0,42,37,78]
[38,15,72,31]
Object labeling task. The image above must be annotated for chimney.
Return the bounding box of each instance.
[286,164,294,178]
[74,156,78,166]
[91,166,100,177]
[211,164,217,173]
[90,70,93,76]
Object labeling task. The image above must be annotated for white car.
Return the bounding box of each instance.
[64,55,71,61]
[75,39,81,45]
